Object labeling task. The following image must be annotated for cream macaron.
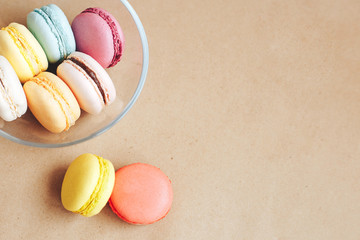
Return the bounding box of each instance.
[0,56,27,121]
[57,51,116,114]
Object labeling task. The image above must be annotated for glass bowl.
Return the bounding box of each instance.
[0,0,148,148]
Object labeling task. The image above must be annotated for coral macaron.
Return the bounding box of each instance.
[61,153,115,217]
[109,163,173,224]
[71,7,124,68]
[0,23,48,83]
[0,56,27,121]
[57,51,116,114]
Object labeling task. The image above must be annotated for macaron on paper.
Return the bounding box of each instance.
[61,153,116,217]
[61,154,173,224]
[109,163,173,224]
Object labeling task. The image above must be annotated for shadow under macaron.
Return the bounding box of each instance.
[44,165,68,214]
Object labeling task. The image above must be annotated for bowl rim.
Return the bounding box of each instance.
[0,0,149,148]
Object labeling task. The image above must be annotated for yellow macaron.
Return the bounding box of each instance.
[61,153,115,217]
[0,23,48,83]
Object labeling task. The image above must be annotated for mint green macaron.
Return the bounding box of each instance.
[27,4,76,63]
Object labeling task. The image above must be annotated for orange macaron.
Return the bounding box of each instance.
[109,163,173,224]
[23,72,80,133]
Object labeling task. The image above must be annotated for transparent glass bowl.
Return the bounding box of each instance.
[0,0,148,148]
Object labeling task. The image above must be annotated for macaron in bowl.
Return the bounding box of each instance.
[57,51,116,114]
[23,72,80,133]
[0,0,148,147]
[0,23,48,83]
[72,7,125,68]
[0,56,27,121]
[61,153,115,217]
[27,4,76,64]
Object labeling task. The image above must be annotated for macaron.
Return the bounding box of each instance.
[0,23,48,83]
[109,163,173,224]
[0,56,27,121]
[57,51,116,114]
[27,4,76,64]
[61,153,115,217]
[71,7,125,68]
[23,72,80,133]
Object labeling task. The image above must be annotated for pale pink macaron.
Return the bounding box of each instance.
[57,51,116,114]
[71,7,125,68]
[109,163,173,224]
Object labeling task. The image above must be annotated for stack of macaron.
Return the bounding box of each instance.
[0,4,125,133]
[61,154,173,224]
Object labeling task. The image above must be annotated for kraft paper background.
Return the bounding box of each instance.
[1,0,360,239]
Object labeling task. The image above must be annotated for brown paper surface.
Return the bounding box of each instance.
[1,0,360,239]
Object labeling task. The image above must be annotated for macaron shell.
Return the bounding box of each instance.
[81,7,124,68]
[10,23,48,80]
[71,9,124,68]
[109,163,173,224]
[27,11,62,63]
[44,4,76,56]
[23,72,80,133]
[57,51,116,114]
[24,80,67,133]
[61,154,101,212]
[40,71,80,120]
[0,56,27,121]
[103,8,125,67]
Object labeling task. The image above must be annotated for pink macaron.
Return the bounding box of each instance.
[71,7,125,68]
[109,163,173,225]
[57,51,116,114]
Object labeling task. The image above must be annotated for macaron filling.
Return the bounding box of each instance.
[66,56,109,104]
[33,7,66,59]
[82,8,122,67]
[2,26,44,75]
[0,68,19,119]
[28,76,75,131]
[74,156,110,216]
